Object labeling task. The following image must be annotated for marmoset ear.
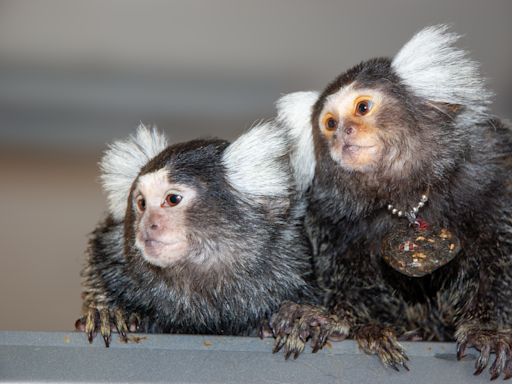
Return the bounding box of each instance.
[391,24,492,121]
[222,121,292,202]
[275,91,319,195]
[99,124,169,221]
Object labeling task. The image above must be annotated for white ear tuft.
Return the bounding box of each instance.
[276,91,319,194]
[100,124,169,221]
[392,24,492,117]
[222,121,291,198]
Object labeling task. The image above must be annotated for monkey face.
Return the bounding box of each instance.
[317,85,387,172]
[131,168,197,267]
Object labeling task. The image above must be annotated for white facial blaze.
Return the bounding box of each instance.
[320,86,386,171]
[133,168,196,268]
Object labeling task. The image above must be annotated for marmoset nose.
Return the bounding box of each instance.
[147,211,165,231]
[344,126,355,135]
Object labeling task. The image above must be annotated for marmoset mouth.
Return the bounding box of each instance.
[144,239,188,252]
[343,144,376,152]
[342,143,379,159]
[140,238,190,267]
[334,141,382,171]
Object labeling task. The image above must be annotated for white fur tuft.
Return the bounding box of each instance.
[100,124,169,221]
[222,121,291,198]
[276,91,319,194]
[392,25,492,117]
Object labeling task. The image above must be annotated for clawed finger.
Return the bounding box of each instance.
[99,309,111,347]
[77,307,139,346]
[273,334,286,354]
[503,356,512,380]
[457,327,512,380]
[270,302,304,338]
[457,341,467,361]
[356,325,409,372]
[128,313,141,333]
[85,307,100,343]
[113,308,128,343]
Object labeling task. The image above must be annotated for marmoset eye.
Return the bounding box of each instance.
[356,100,373,116]
[166,194,182,207]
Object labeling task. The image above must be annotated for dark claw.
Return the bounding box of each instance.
[475,345,491,376]
[271,314,292,338]
[273,335,286,354]
[309,327,322,353]
[113,308,128,343]
[128,313,141,333]
[457,342,467,360]
[311,339,322,354]
[389,363,399,372]
[402,362,410,372]
[85,307,100,344]
[503,358,512,380]
[118,326,127,343]
[317,331,326,346]
[99,308,111,348]
[490,349,507,380]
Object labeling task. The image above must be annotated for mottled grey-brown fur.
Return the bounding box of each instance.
[273,25,512,379]
[78,126,314,344]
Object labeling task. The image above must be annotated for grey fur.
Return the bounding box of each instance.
[79,121,314,341]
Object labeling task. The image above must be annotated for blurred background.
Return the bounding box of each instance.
[0,0,511,332]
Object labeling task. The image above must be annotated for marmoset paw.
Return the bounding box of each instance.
[270,304,349,359]
[309,312,350,353]
[456,327,512,380]
[269,301,307,338]
[272,319,306,360]
[355,324,409,372]
[270,302,333,340]
[75,307,140,347]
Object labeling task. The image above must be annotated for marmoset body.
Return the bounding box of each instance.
[272,25,512,379]
[76,123,314,346]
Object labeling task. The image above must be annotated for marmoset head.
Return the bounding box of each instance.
[99,124,293,269]
[312,25,492,189]
[127,139,229,267]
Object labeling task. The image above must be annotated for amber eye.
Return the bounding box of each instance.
[324,117,338,131]
[355,100,373,116]
[137,199,146,211]
[166,194,182,207]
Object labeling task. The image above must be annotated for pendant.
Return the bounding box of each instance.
[381,219,461,277]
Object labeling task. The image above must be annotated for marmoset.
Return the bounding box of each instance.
[75,123,314,346]
[272,25,512,380]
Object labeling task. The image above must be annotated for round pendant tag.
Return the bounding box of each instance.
[381,220,461,277]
